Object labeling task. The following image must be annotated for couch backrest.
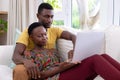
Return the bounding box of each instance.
[0,45,14,66]
[105,26,120,62]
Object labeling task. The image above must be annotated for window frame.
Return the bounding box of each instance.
[53,0,72,27]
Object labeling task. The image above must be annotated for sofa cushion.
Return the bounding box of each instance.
[57,26,79,61]
[105,26,120,62]
[57,39,73,61]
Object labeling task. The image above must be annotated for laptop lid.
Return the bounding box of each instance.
[72,31,105,62]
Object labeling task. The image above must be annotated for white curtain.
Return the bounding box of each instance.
[76,0,100,30]
[76,0,89,30]
[7,0,43,45]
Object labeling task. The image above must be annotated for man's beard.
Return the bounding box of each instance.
[43,23,51,28]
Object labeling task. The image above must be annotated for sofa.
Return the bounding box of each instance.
[0,25,120,80]
[0,45,14,80]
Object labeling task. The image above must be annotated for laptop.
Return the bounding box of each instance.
[72,31,105,62]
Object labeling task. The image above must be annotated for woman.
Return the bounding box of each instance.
[24,22,120,80]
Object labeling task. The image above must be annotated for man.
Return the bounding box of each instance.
[13,3,76,80]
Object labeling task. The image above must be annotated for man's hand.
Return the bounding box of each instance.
[68,50,81,64]
[23,60,40,79]
[68,50,74,60]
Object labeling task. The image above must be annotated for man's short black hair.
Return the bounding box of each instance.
[28,22,44,35]
[38,3,53,14]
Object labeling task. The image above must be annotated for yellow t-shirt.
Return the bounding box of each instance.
[16,27,63,50]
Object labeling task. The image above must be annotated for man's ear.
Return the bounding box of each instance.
[37,13,40,19]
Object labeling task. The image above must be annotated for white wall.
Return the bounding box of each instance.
[0,0,9,11]
[100,0,120,26]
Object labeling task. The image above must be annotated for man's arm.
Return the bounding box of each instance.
[12,43,26,64]
[60,31,76,49]
[12,43,40,79]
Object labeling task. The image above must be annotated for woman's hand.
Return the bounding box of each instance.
[23,59,40,79]
[58,61,77,71]
[36,61,79,79]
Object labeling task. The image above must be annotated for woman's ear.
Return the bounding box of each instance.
[29,35,33,40]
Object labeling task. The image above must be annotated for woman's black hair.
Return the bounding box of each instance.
[38,3,53,14]
[28,22,44,35]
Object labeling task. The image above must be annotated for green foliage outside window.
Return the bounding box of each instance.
[72,0,80,29]
[53,20,64,26]
[44,0,63,26]
[0,19,7,33]
[44,0,62,10]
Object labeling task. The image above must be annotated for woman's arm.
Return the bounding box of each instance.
[39,62,77,79]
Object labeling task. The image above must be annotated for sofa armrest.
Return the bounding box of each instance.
[0,45,14,66]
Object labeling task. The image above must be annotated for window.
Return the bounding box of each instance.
[41,0,100,29]
[72,0,100,29]
[88,0,100,17]
[44,0,64,26]
[72,0,80,29]
[43,0,71,27]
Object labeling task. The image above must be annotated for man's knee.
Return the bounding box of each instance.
[13,64,28,76]
[14,64,26,73]
[13,65,29,80]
